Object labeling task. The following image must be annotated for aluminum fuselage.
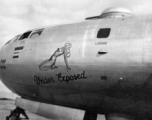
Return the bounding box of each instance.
[1,15,152,117]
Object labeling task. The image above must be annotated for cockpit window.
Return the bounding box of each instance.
[5,40,11,45]
[97,28,111,38]
[30,28,44,39]
[12,35,21,42]
[4,34,21,46]
[19,31,32,40]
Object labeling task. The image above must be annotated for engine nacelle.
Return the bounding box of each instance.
[105,113,134,120]
[15,97,85,120]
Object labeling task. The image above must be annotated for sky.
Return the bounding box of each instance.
[1,0,152,93]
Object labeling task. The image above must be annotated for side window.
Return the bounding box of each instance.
[19,31,32,40]
[97,28,111,38]
[30,29,44,39]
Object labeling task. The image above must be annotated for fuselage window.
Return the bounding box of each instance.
[97,28,111,38]
[19,31,32,40]
[30,28,44,39]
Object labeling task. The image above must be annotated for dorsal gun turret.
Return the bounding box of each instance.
[86,7,133,20]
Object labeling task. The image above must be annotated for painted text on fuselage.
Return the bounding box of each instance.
[33,71,87,85]
[56,71,87,84]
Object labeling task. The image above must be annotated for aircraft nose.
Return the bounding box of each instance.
[0,44,7,80]
[0,49,3,80]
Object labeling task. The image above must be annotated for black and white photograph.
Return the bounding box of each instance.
[0,0,152,120]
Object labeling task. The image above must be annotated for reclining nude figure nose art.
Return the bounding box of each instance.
[39,43,72,71]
